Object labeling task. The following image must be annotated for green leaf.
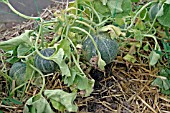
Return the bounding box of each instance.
[157,1,170,27]
[64,68,77,86]
[143,43,149,51]
[50,100,65,112]
[134,30,144,43]
[151,78,164,89]
[44,89,78,112]
[135,18,146,30]
[115,0,132,17]
[0,110,3,113]
[57,39,71,57]
[123,54,136,63]
[100,0,107,5]
[149,3,160,20]
[163,79,170,90]
[64,67,94,96]
[151,77,170,90]
[131,0,139,2]
[17,43,31,56]
[6,56,20,64]
[24,94,54,113]
[149,50,160,66]
[98,57,106,70]
[94,0,110,16]
[107,0,124,15]
[160,89,170,95]
[51,48,71,77]
[25,62,34,81]
[0,30,33,51]
[9,97,22,105]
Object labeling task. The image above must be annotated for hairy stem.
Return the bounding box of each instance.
[127,1,155,30]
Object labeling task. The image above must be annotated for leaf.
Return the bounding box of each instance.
[17,43,31,56]
[151,78,164,89]
[134,30,144,43]
[6,56,20,64]
[57,39,71,57]
[135,18,146,30]
[44,89,78,112]
[24,94,54,113]
[51,48,71,77]
[0,30,33,51]
[64,68,94,96]
[50,100,65,112]
[149,3,161,20]
[100,0,107,5]
[99,25,125,38]
[25,62,34,81]
[115,0,132,17]
[131,0,139,2]
[107,0,124,15]
[64,68,77,86]
[94,0,110,17]
[163,79,170,90]
[151,77,170,90]
[143,43,149,51]
[98,57,106,70]
[8,97,22,105]
[123,54,136,63]
[157,1,170,27]
[149,50,161,66]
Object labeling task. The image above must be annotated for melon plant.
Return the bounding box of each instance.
[9,62,26,85]
[82,33,119,65]
[34,48,58,74]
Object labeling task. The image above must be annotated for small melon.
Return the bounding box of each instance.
[9,62,26,85]
[34,48,58,74]
[82,33,119,65]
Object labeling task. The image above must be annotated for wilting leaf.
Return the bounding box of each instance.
[24,94,54,113]
[0,30,32,51]
[51,48,71,77]
[44,89,78,112]
[64,68,95,96]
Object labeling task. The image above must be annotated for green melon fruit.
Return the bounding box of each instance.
[82,33,119,65]
[9,62,26,85]
[34,48,58,74]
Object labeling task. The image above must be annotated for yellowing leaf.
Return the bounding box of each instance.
[99,25,125,38]
[123,54,136,63]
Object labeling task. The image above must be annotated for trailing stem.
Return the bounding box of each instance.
[5,1,40,20]
[127,1,156,30]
